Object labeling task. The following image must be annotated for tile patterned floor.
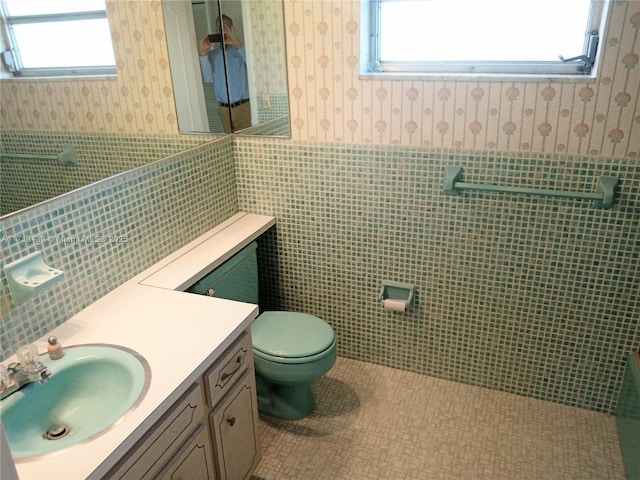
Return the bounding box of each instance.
[252,357,626,480]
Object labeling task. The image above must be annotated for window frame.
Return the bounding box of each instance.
[0,0,116,77]
[361,0,607,78]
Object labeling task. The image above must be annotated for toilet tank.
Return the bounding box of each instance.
[187,242,259,304]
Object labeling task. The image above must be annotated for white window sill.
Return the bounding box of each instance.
[0,73,117,81]
[359,72,598,83]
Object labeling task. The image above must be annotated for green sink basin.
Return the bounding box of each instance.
[1,344,151,460]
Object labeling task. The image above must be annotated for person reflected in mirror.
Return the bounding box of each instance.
[198,15,251,133]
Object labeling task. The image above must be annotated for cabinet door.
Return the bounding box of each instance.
[210,371,261,480]
[157,424,217,480]
[108,383,206,480]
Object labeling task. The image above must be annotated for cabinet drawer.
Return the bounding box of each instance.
[204,330,254,407]
[109,382,206,480]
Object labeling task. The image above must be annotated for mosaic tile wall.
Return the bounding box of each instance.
[0,135,237,359]
[256,94,290,126]
[0,130,217,215]
[235,136,640,414]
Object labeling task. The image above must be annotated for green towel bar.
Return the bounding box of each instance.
[2,144,78,166]
[442,166,619,209]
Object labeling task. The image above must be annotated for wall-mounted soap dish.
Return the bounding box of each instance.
[4,252,65,305]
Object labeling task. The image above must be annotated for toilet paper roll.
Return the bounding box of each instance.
[382,298,407,312]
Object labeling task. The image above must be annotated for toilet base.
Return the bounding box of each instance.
[255,373,315,420]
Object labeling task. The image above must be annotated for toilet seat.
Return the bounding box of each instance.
[252,311,335,364]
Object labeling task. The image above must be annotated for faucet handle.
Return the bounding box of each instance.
[17,344,40,369]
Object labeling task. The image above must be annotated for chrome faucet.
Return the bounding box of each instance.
[0,344,51,400]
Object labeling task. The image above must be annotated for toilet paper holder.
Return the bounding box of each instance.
[378,281,415,311]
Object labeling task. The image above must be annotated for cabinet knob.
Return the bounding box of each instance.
[227,417,236,427]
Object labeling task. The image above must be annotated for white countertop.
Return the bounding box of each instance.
[6,212,276,480]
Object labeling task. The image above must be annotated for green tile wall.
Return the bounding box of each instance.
[235,136,640,414]
[1,134,238,359]
[256,94,290,126]
[1,130,218,216]
[1,131,637,415]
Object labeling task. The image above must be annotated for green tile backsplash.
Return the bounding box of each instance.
[235,136,639,414]
[1,134,238,359]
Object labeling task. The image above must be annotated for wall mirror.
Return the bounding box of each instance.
[163,0,290,136]
[1,0,289,218]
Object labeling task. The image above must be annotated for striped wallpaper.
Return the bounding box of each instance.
[0,1,637,160]
[0,0,178,133]
[284,0,638,158]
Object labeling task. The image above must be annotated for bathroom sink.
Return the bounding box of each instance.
[1,344,151,460]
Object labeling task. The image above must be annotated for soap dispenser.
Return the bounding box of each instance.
[47,336,64,360]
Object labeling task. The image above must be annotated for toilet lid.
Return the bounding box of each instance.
[252,311,335,359]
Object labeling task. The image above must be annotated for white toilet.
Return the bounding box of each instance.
[188,242,336,419]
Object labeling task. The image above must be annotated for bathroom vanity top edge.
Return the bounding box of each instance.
[139,212,276,290]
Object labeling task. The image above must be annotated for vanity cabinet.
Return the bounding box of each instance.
[107,330,260,480]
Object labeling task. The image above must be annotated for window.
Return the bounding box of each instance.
[0,0,116,76]
[363,0,605,76]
